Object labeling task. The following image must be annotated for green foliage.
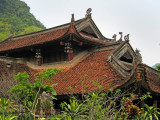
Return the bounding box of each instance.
[18,26,43,35]
[140,92,152,100]
[7,68,61,120]
[0,0,46,41]
[57,88,158,120]
[60,97,84,120]
[0,21,11,40]
[141,104,160,120]
[156,64,160,71]
[0,98,17,115]
[0,98,10,113]
[4,71,160,119]
[8,68,60,105]
[8,72,33,104]
[50,115,61,120]
[0,113,17,120]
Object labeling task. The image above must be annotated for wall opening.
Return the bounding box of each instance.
[119,51,133,63]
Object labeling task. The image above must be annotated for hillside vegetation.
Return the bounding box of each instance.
[0,0,46,41]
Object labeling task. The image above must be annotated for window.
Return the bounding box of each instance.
[119,51,133,63]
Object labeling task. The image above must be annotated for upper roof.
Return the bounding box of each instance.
[0,13,116,53]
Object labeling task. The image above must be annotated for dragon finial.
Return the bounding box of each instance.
[86,8,92,17]
[124,34,130,41]
[112,34,117,41]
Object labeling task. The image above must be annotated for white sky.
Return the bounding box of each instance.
[22,0,160,67]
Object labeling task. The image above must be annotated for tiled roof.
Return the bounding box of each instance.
[44,49,126,95]
[0,17,85,52]
[145,66,160,94]
[0,28,68,52]
[0,16,118,52]
[0,25,112,52]
[79,33,120,46]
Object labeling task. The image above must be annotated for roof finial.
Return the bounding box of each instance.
[135,48,140,54]
[112,34,117,41]
[71,14,75,22]
[135,48,142,64]
[119,32,123,41]
[124,34,130,41]
[85,8,92,18]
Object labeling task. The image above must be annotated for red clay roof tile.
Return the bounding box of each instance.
[43,49,126,95]
[0,28,68,52]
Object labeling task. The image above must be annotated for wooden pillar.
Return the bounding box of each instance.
[35,49,42,66]
[37,58,42,66]
[64,42,73,61]
[68,50,73,61]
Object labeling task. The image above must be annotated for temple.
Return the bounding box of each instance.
[0,9,160,106]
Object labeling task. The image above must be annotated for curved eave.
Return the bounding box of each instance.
[144,65,160,95]
[117,63,160,96]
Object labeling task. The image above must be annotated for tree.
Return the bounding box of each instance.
[0,0,46,41]
[18,26,43,35]
[8,68,61,119]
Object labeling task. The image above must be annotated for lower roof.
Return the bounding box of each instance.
[0,48,160,96]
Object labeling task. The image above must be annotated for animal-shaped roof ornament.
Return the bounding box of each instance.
[86,8,92,17]
[124,34,130,41]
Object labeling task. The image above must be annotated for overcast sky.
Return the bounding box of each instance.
[22,0,160,67]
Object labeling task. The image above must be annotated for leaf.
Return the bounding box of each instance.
[108,89,113,92]
[8,115,17,120]
[51,96,57,100]
[154,114,159,120]
[51,90,57,95]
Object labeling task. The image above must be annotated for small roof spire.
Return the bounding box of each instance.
[68,14,76,34]
[119,32,123,41]
[71,14,75,22]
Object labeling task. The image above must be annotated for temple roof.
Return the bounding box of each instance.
[0,14,115,53]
